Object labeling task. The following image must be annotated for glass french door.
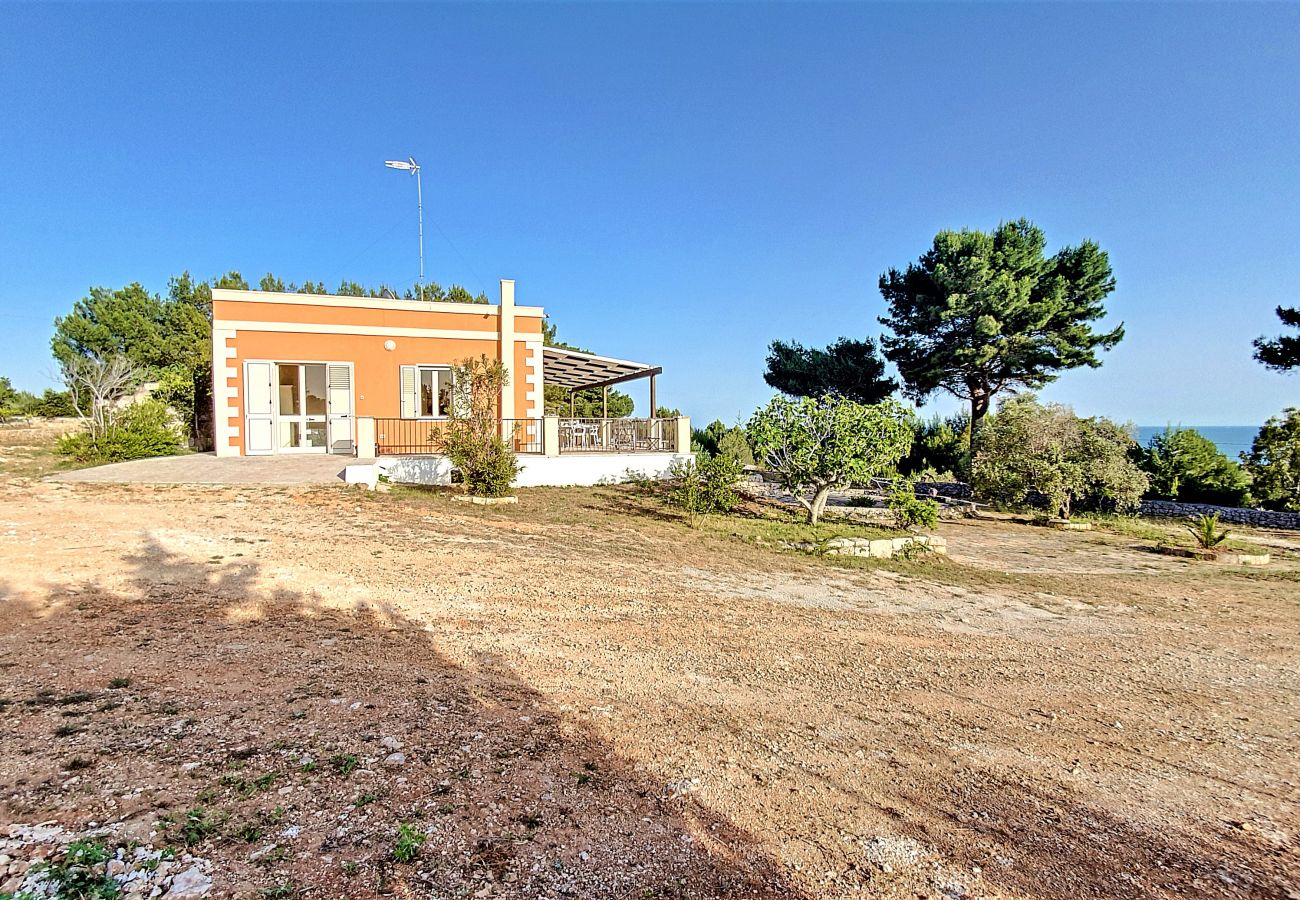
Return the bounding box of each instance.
[276,364,328,452]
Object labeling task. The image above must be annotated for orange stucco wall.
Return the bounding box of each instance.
[215,294,541,455]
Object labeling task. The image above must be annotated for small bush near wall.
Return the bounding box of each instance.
[58,399,184,463]
[666,453,742,523]
[435,355,520,498]
[889,479,940,531]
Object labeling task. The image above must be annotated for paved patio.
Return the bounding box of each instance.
[50,453,373,485]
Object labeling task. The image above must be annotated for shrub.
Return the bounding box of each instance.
[1242,408,1300,511]
[693,420,755,467]
[666,453,741,522]
[1140,427,1250,507]
[716,428,755,467]
[434,355,520,497]
[971,395,1148,518]
[888,480,940,531]
[900,413,969,480]
[58,399,183,463]
[27,388,78,418]
[747,395,914,525]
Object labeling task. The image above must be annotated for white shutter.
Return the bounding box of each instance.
[327,364,354,454]
[400,366,417,418]
[244,362,274,455]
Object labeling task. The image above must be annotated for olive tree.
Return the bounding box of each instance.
[746,395,915,525]
[971,395,1148,518]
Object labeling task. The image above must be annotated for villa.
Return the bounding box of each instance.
[210,281,691,486]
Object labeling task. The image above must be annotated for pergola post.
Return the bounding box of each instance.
[602,386,608,419]
[649,373,657,419]
[569,390,575,417]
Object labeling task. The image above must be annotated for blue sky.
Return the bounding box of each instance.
[2,2,1297,427]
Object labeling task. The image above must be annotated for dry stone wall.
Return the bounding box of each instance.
[1138,499,1300,530]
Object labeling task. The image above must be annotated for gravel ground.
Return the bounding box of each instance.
[1,476,1297,899]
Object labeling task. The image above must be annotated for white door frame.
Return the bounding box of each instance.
[243,359,354,456]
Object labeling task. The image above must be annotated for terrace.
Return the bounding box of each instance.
[354,345,691,486]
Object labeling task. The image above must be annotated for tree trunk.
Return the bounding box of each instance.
[807,485,832,525]
[969,390,991,437]
[963,389,993,482]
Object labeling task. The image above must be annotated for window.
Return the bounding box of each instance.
[402,365,455,418]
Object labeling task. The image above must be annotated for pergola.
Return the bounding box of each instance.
[542,346,662,417]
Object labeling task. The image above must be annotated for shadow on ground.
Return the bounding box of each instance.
[0,537,805,899]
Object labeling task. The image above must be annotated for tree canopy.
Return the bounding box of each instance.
[747,395,915,525]
[1243,409,1300,511]
[971,395,1147,518]
[1140,427,1250,507]
[879,219,1123,432]
[763,338,896,405]
[1253,306,1300,372]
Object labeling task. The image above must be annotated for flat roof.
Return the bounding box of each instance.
[211,288,544,318]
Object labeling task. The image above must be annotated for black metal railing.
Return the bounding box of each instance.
[557,418,671,453]
[502,418,543,454]
[375,418,543,456]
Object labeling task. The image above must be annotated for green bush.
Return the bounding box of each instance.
[1139,427,1250,507]
[1243,408,1300,511]
[716,428,755,467]
[971,395,1147,518]
[434,355,520,497]
[58,399,183,463]
[28,388,78,417]
[667,453,741,522]
[900,413,969,480]
[888,479,940,531]
[446,434,520,497]
[693,420,755,467]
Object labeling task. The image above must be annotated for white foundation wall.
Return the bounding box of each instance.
[379,453,693,488]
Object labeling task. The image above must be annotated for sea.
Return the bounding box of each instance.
[1133,425,1258,460]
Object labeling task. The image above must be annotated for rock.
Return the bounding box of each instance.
[383,752,406,767]
[381,736,404,751]
[868,539,894,558]
[165,865,212,899]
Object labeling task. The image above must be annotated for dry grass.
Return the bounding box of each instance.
[0,418,81,478]
[2,428,1298,898]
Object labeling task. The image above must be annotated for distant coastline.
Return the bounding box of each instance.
[1134,425,1257,459]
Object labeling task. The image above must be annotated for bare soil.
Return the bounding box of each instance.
[1,451,1297,897]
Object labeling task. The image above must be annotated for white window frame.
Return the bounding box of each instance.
[401,364,456,420]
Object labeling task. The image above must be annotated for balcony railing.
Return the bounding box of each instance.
[557,417,671,453]
[374,418,543,456]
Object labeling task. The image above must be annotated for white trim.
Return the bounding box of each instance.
[212,288,543,318]
[242,358,355,456]
[214,320,534,342]
[402,363,455,420]
[524,340,543,420]
[223,345,238,359]
[212,328,237,456]
[225,386,238,399]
